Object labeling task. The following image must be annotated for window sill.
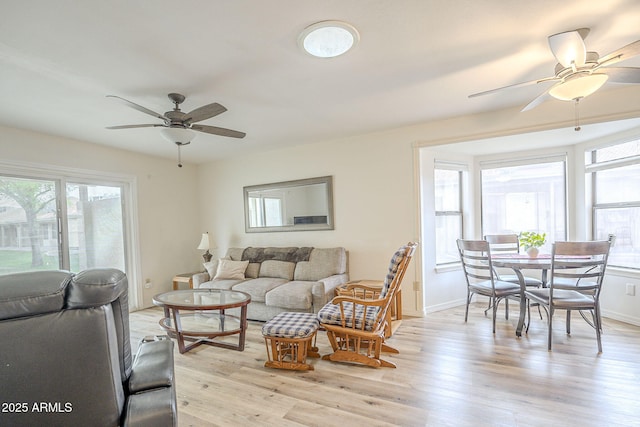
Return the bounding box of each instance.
[607,266,640,279]
[435,263,461,274]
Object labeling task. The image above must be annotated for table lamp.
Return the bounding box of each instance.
[197,232,213,263]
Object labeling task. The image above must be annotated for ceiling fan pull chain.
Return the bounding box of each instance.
[574,98,581,132]
[177,144,183,168]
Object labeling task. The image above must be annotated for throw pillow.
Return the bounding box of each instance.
[203,261,217,279]
[203,257,230,279]
[214,259,249,280]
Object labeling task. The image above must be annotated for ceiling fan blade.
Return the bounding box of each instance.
[469,76,557,98]
[548,29,587,67]
[597,39,640,68]
[191,124,246,139]
[600,67,640,84]
[184,102,227,123]
[521,89,553,112]
[106,124,164,129]
[106,95,166,120]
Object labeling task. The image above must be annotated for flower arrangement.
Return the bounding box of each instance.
[519,231,546,257]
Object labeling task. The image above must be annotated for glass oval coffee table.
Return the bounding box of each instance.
[153,289,251,354]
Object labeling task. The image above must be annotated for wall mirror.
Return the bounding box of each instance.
[244,176,334,233]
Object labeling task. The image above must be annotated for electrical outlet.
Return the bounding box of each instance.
[626,283,636,296]
[144,278,152,289]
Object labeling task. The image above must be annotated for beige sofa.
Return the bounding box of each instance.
[192,246,348,321]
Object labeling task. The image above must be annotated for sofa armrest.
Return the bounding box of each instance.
[123,338,177,426]
[192,272,210,288]
[123,386,177,427]
[311,274,349,312]
[128,338,174,393]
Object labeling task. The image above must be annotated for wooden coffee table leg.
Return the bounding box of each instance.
[238,305,248,351]
[171,308,188,354]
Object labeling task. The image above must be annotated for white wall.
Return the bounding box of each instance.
[197,131,423,314]
[0,125,203,308]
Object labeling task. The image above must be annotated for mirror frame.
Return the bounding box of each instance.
[243,176,334,233]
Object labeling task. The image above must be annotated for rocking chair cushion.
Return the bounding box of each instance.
[380,246,410,298]
[317,302,380,331]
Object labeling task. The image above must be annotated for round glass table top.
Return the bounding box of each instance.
[153,289,251,310]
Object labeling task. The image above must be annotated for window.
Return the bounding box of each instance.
[0,174,127,274]
[480,156,567,252]
[587,139,640,269]
[434,165,463,265]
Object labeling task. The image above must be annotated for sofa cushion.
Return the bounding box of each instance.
[264,281,315,310]
[233,278,288,303]
[294,248,346,281]
[245,262,261,279]
[214,259,249,280]
[259,260,296,280]
[199,279,243,290]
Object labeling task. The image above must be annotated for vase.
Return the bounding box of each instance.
[526,247,539,258]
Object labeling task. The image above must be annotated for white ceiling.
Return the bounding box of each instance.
[1,0,639,164]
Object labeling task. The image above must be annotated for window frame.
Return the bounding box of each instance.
[434,163,464,266]
[586,140,640,270]
[479,154,568,248]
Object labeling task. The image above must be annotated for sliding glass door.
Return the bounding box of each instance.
[65,182,126,272]
[0,176,126,275]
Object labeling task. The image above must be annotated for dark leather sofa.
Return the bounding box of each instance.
[0,268,177,426]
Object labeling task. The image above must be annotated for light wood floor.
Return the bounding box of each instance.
[129,304,640,427]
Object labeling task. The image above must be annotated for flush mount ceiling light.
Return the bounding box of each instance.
[299,20,359,58]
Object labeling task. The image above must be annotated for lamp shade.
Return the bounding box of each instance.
[197,233,210,250]
[160,127,196,144]
[548,73,608,101]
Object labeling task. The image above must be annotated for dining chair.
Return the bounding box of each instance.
[484,234,544,287]
[525,241,610,352]
[484,234,544,320]
[456,239,521,333]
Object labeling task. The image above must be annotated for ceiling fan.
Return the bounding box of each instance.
[106,93,246,167]
[469,28,640,115]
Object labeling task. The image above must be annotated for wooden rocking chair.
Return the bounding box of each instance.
[317,242,417,368]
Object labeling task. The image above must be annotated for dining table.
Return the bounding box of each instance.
[491,254,552,337]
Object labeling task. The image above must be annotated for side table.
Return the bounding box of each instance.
[172,271,202,290]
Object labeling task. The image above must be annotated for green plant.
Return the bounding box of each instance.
[519,231,546,250]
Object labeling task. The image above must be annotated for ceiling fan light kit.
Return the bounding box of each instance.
[548,73,609,101]
[160,127,196,145]
[299,20,359,58]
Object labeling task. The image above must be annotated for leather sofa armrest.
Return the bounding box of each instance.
[128,338,175,393]
[123,387,177,427]
[192,272,210,288]
[123,338,177,426]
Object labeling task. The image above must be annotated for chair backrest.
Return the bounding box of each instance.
[550,241,611,297]
[375,242,418,327]
[0,269,134,426]
[380,242,418,298]
[484,234,520,253]
[457,239,497,287]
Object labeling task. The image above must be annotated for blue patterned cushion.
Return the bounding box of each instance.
[262,312,319,338]
[380,246,408,298]
[317,302,380,331]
